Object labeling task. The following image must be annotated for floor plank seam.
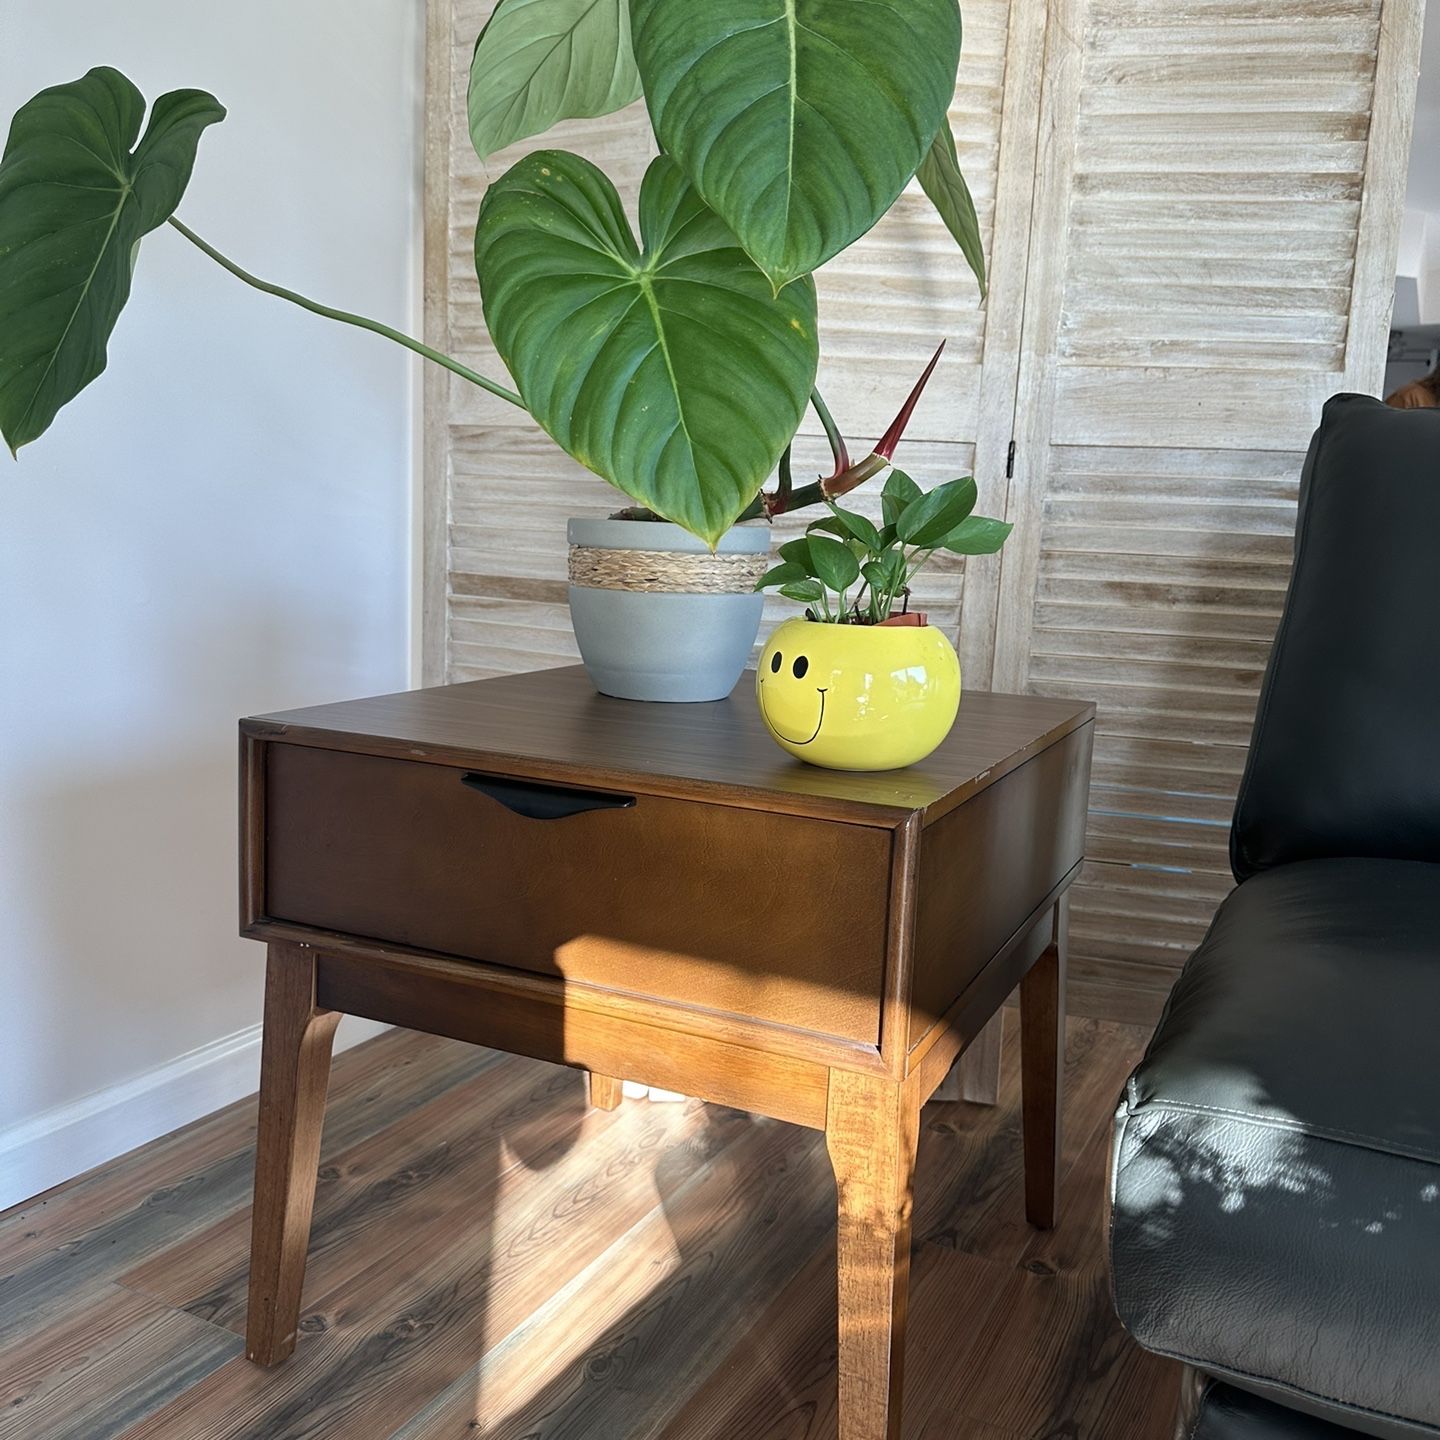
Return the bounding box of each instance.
[108,1278,244,1339]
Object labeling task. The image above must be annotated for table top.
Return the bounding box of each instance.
[245,666,1093,825]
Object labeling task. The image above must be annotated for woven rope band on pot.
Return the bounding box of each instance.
[568,545,771,595]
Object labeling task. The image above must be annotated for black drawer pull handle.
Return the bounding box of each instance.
[460,773,636,821]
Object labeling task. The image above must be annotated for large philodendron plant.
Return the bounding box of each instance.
[0,0,984,546]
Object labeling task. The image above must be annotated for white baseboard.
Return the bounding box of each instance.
[0,1015,389,1214]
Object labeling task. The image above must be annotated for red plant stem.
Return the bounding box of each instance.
[767,451,889,516]
[875,339,945,460]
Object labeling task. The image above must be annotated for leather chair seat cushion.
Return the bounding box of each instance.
[1110,858,1440,1439]
[1190,1381,1371,1440]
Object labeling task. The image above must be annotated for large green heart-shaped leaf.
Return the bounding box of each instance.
[0,67,224,456]
[630,0,962,289]
[469,0,642,162]
[475,150,818,544]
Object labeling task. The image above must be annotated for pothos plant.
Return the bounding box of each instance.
[758,469,1013,624]
[0,0,985,547]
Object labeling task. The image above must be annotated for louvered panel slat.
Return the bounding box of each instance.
[1077,140,1369,176]
[1087,0,1378,21]
[1084,813,1231,873]
[1060,332,1345,371]
[1084,110,1371,142]
[1085,19,1385,52]
[1090,734,1249,790]
[1051,369,1339,449]
[1083,84,1376,117]
[1081,52,1375,91]
[1074,704,1259,748]
[1046,492,1298,529]
[1071,196,1363,234]
[1033,628,1274,668]
[1041,524,1293,561]
[1038,548,1294,588]
[1074,225,1363,256]
[1068,251,1357,287]
[1048,443,1302,490]
[1072,870,1232,947]
[1035,602,1283,644]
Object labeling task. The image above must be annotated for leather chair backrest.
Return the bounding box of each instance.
[1231,393,1440,880]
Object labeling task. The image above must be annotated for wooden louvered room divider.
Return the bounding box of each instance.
[421,0,1423,1024]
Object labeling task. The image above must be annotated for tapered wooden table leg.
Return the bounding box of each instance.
[588,1072,624,1110]
[1020,897,1068,1230]
[246,942,340,1365]
[826,1069,921,1440]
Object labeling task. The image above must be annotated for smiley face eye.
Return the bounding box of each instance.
[770,651,783,674]
[793,656,809,679]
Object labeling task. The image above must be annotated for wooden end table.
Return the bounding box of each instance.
[239,665,1094,1440]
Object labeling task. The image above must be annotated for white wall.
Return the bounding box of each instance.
[1397,2,1440,324]
[0,1,422,1207]
[1407,0,1440,217]
[1395,209,1438,326]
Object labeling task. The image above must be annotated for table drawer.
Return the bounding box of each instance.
[259,743,893,1045]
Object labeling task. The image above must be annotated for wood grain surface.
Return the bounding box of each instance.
[0,1014,1177,1439]
[244,666,1093,827]
[245,944,340,1365]
[262,741,893,1045]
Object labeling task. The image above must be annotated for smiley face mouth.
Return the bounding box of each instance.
[760,685,828,746]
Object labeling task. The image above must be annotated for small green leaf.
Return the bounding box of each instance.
[804,515,850,540]
[468,0,642,161]
[823,502,881,552]
[916,121,986,296]
[779,578,824,604]
[940,514,1013,555]
[862,550,907,615]
[898,477,978,548]
[807,535,861,592]
[755,560,808,591]
[881,469,923,528]
[0,68,225,455]
[779,537,820,574]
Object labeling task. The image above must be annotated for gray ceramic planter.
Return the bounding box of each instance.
[567,517,771,702]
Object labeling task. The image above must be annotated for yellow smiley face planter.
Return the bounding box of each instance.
[756,618,961,771]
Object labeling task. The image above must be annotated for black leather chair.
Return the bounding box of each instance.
[1108,394,1440,1440]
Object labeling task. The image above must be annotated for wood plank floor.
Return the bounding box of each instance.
[0,1012,1179,1439]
